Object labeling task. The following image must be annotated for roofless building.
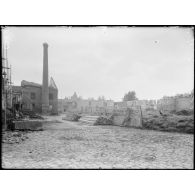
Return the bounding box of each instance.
[12,43,58,114]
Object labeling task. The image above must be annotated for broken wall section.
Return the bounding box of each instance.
[112,107,142,128]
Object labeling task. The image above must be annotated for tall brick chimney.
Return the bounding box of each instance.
[42,43,49,114]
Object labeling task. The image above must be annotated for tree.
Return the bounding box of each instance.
[123,91,138,101]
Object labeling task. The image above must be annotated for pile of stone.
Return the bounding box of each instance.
[94,115,113,125]
[142,112,194,133]
[62,113,81,121]
[174,109,194,116]
[2,131,29,144]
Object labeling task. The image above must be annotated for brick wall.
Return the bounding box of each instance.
[13,84,58,114]
[49,87,58,114]
[22,86,42,112]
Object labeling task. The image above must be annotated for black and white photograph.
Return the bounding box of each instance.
[1,26,194,169]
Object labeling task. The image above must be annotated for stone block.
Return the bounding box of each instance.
[112,108,142,128]
[13,120,43,131]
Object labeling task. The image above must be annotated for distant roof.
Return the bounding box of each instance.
[20,79,57,90]
[21,80,41,88]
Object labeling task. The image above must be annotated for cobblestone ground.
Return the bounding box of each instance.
[2,116,194,169]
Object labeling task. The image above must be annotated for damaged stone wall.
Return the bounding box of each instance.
[12,120,43,131]
[157,96,193,112]
[175,96,193,111]
[13,81,58,114]
[112,107,142,128]
[157,97,176,112]
[58,94,193,116]
[127,100,157,110]
[60,98,115,115]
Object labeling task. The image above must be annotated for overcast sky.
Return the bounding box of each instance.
[2,26,194,101]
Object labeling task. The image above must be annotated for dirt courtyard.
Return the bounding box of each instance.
[2,115,194,169]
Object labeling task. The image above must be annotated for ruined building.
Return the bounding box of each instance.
[58,92,194,115]
[12,43,58,114]
[58,94,115,115]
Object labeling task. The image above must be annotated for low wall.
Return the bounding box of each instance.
[112,107,142,128]
[12,120,43,131]
[113,115,124,126]
[157,96,193,112]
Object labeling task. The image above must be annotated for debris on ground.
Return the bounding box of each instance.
[2,130,29,144]
[94,115,113,125]
[2,115,193,169]
[172,109,194,116]
[93,108,194,133]
[62,113,81,121]
[142,111,194,134]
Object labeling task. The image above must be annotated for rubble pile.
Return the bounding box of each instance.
[62,113,81,121]
[142,112,194,134]
[94,115,113,125]
[173,109,194,116]
[2,131,29,144]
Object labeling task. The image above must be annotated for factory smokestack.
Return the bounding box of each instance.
[42,43,49,114]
